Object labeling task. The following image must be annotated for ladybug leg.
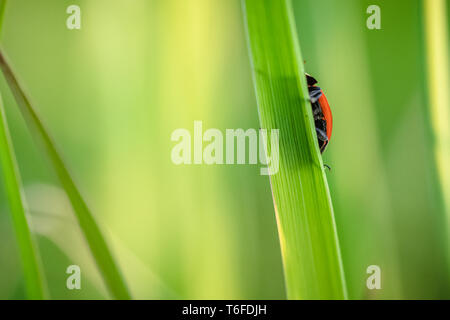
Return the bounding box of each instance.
[308,86,322,104]
[317,127,329,154]
[316,127,328,143]
[324,164,332,171]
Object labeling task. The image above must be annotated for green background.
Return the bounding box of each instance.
[0,0,448,299]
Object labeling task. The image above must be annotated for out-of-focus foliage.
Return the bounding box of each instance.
[0,0,448,299]
[0,0,284,299]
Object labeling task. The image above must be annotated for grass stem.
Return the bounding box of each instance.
[0,48,131,300]
[423,0,450,276]
[0,93,47,299]
[242,0,347,299]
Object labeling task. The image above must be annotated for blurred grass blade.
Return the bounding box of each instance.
[0,0,7,36]
[423,0,450,251]
[242,0,347,299]
[0,49,131,299]
[0,94,46,299]
[0,0,47,300]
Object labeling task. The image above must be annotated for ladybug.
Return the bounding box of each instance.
[306,73,333,153]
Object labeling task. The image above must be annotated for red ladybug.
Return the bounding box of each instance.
[306,73,333,153]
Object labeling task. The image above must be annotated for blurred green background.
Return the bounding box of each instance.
[0,0,449,299]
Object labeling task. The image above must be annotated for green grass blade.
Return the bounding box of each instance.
[0,0,7,35]
[0,49,131,300]
[423,0,450,256]
[0,94,47,299]
[242,0,347,299]
[0,0,47,300]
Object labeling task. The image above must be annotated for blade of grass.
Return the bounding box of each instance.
[242,0,347,299]
[0,0,48,300]
[423,0,450,252]
[0,49,131,299]
[0,93,47,299]
[0,0,7,35]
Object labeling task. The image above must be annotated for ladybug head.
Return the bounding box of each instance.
[305,73,318,86]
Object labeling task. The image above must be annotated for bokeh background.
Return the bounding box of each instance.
[0,0,449,299]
